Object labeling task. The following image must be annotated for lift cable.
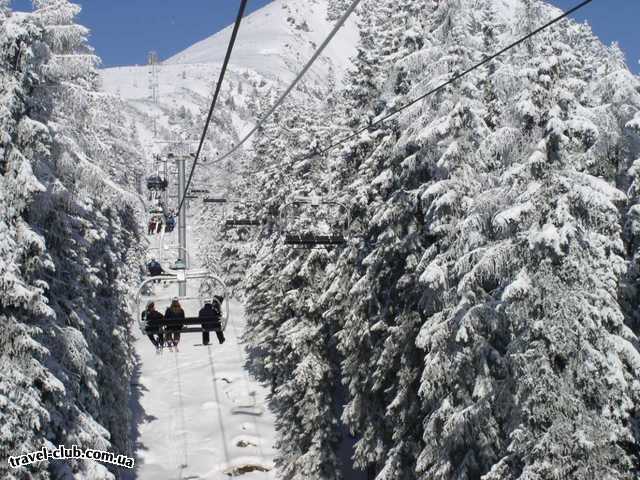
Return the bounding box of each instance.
[208,0,363,168]
[177,0,249,216]
[211,0,592,170]
[314,0,594,157]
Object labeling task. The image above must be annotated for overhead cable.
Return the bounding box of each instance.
[210,0,363,167]
[315,0,594,155]
[177,0,249,216]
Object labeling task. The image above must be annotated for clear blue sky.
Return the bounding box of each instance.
[11,0,273,67]
[10,0,639,73]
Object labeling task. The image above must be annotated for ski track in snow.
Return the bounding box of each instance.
[129,297,277,479]
[128,226,277,479]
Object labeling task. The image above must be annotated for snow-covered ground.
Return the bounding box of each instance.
[129,300,277,479]
[127,222,277,479]
[165,0,358,84]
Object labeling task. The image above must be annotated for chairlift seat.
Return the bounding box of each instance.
[147,176,167,191]
[145,318,223,334]
[225,219,261,227]
[284,233,345,246]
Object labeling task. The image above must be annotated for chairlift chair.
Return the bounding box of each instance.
[280,195,349,249]
[203,197,228,204]
[147,215,165,235]
[136,270,230,335]
[148,202,165,215]
[146,175,168,192]
[164,214,176,233]
[225,219,262,227]
[172,259,187,270]
[147,244,191,269]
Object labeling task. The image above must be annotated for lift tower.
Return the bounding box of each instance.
[148,51,160,137]
[175,153,188,296]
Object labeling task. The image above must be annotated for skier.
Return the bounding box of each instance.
[165,214,176,233]
[198,297,226,346]
[147,259,164,277]
[164,298,185,351]
[142,302,164,352]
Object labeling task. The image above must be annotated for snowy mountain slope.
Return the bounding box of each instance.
[100,0,360,205]
[165,0,358,84]
[100,63,274,154]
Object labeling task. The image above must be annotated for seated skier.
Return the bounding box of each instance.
[164,299,185,351]
[147,259,164,277]
[142,302,164,352]
[198,296,225,345]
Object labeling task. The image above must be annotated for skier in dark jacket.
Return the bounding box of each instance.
[164,299,185,350]
[147,259,164,277]
[165,215,176,233]
[142,302,164,351]
[198,297,225,345]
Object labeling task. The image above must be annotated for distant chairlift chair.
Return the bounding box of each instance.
[203,197,265,234]
[280,195,349,248]
[146,175,168,192]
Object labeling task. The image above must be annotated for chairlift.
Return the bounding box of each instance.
[203,197,228,204]
[148,215,165,235]
[279,195,349,249]
[146,175,168,192]
[284,233,346,246]
[172,259,187,270]
[148,201,165,215]
[136,270,230,335]
[225,219,262,227]
[202,197,267,244]
[147,244,191,269]
[147,259,165,277]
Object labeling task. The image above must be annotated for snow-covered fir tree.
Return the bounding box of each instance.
[230,0,640,478]
[0,2,145,478]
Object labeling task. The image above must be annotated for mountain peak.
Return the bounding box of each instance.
[164,0,359,83]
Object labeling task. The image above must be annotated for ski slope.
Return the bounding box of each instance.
[116,3,362,474]
[99,0,360,160]
[129,300,276,479]
[165,0,358,84]
[128,222,277,479]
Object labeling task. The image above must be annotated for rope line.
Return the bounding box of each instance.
[211,0,593,169]
[209,0,363,168]
[315,0,594,156]
[177,0,249,216]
